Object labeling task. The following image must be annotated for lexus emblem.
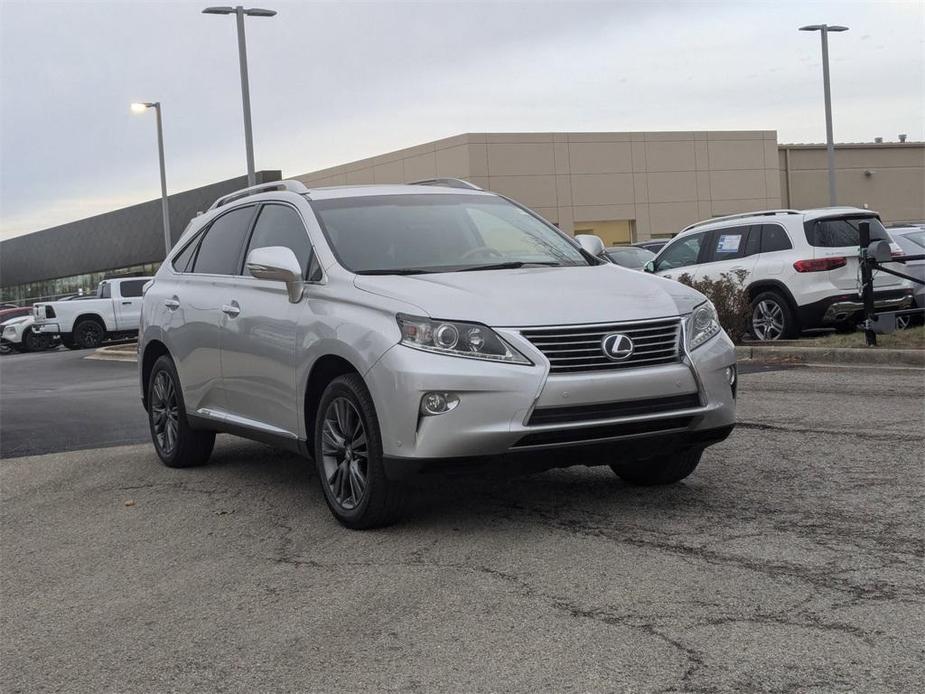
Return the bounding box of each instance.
[601,333,634,361]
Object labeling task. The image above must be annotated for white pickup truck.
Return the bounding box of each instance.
[33,277,153,349]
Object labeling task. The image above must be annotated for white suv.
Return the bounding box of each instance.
[648,208,914,340]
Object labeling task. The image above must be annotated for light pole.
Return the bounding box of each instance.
[131,102,172,255]
[203,5,277,188]
[800,24,849,206]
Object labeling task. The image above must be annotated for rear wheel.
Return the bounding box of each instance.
[147,355,214,468]
[313,373,405,529]
[74,319,105,349]
[750,291,797,341]
[611,448,704,486]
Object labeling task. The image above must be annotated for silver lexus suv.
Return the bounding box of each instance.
[140,179,737,528]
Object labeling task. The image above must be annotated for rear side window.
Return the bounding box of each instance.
[193,206,256,275]
[119,280,147,298]
[99,283,111,299]
[244,204,315,278]
[804,216,889,247]
[760,225,792,253]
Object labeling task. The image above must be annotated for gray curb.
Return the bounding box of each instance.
[736,345,925,367]
[86,344,138,363]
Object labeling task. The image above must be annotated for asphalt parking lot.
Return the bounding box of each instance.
[1,350,923,692]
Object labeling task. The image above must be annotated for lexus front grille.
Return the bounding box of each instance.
[520,318,682,374]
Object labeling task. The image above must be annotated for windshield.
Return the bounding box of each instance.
[898,229,925,250]
[605,247,655,267]
[309,194,590,273]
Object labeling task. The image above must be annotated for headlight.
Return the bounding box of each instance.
[397,314,531,364]
[686,301,721,350]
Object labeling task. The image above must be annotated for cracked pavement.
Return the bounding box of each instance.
[1,364,923,692]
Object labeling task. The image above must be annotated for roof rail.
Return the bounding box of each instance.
[682,209,801,232]
[209,180,310,210]
[408,178,483,191]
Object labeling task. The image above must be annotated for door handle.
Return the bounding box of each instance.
[163,298,180,310]
[122,301,132,305]
[222,303,240,318]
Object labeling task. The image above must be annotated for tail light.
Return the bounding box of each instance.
[793,257,847,272]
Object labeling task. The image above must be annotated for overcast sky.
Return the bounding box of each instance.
[1,0,922,239]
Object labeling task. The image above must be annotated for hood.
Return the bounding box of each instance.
[354,264,705,327]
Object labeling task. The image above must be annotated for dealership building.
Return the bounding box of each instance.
[2,130,922,305]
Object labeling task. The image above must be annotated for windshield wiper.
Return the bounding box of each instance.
[456,261,562,272]
[354,268,437,275]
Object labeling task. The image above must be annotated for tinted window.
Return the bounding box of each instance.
[655,232,707,271]
[704,226,748,262]
[310,194,588,273]
[245,205,314,277]
[119,280,147,298]
[172,234,201,273]
[193,207,256,275]
[760,224,792,253]
[804,216,890,248]
[99,283,111,299]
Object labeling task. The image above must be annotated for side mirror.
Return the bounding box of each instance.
[643,260,656,273]
[575,234,606,257]
[246,246,304,303]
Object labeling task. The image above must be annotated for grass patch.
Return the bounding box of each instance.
[798,326,925,349]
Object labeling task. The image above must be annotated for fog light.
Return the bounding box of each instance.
[420,392,460,416]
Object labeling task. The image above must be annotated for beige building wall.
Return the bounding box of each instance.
[295,131,782,241]
[779,142,925,223]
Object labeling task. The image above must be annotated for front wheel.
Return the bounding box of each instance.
[611,448,704,486]
[750,291,797,341]
[313,373,405,529]
[147,355,214,468]
[21,328,53,352]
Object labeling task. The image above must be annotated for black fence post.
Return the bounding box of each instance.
[859,221,877,346]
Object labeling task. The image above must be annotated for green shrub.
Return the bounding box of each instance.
[676,270,751,344]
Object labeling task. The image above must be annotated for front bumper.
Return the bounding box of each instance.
[34,322,61,335]
[364,327,737,468]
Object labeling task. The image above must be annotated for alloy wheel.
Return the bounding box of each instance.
[321,397,368,510]
[151,371,179,456]
[752,300,784,341]
[79,322,103,347]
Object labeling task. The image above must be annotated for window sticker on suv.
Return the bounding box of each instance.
[716,234,742,253]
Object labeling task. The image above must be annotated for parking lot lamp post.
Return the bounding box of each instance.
[202,6,277,188]
[131,102,171,255]
[799,24,849,206]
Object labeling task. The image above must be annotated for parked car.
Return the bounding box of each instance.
[646,208,914,340]
[32,277,152,349]
[887,224,925,327]
[1,314,56,352]
[140,179,737,529]
[634,239,669,254]
[602,245,656,270]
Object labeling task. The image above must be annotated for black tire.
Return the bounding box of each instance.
[750,291,798,341]
[21,328,53,352]
[74,319,105,349]
[611,448,704,486]
[313,373,405,529]
[147,355,214,468]
[61,335,81,350]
